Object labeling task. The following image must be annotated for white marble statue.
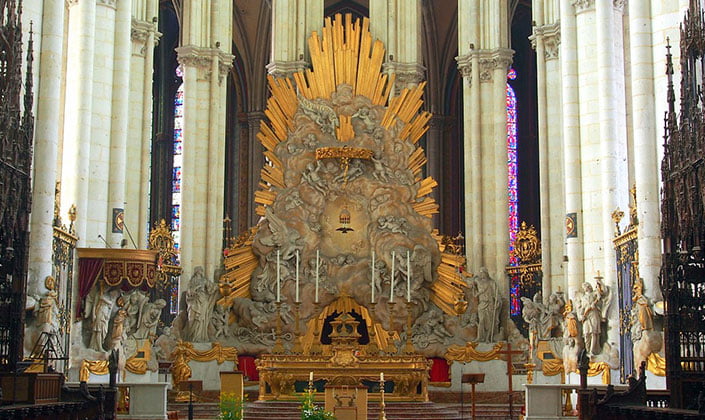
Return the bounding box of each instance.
[575,281,609,356]
[184,267,218,342]
[86,288,120,352]
[467,267,501,342]
[134,299,166,340]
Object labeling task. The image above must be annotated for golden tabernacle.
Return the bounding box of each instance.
[256,310,431,402]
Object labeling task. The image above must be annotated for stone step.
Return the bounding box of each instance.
[167,401,522,420]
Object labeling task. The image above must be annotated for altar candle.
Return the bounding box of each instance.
[295,250,300,303]
[309,371,313,382]
[407,250,411,302]
[276,250,281,303]
[315,250,320,303]
[380,372,384,382]
[390,251,395,302]
[371,251,376,303]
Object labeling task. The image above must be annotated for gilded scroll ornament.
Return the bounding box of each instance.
[170,341,239,384]
[444,341,504,363]
[79,359,110,382]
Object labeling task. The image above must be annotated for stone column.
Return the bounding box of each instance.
[267,0,322,78]
[370,0,426,91]
[425,115,443,229]
[531,0,564,296]
[127,7,159,248]
[246,111,266,226]
[61,0,96,245]
[177,0,233,287]
[629,0,661,300]
[457,0,512,287]
[28,0,65,292]
[85,0,117,245]
[561,0,584,300]
[107,0,132,246]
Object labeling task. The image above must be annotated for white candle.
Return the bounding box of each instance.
[371,251,376,303]
[276,250,281,302]
[295,250,300,303]
[390,251,395,302]
[315,250,320,303]
[309,371,313,382]
[380,372,384,382]
[407,250,411,302]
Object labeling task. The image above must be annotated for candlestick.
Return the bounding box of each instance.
[291,302,303,354]
[276,249,281,303]
[371,251,376,303]
[406,250,411,302]
[403,300,415,354]
[390,251,395,302]
[315,250,320,303]
[378,372,387,420]
[295,250,300,303]
[272,301,284,354]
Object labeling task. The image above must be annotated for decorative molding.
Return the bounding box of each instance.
[382,61,426,94]
[572,0,595,14]
[529,22,561,61]
[66,0,79,7]
[176,45,234,83]
[456,48,513,83]
[265,60,310,79]
[97,0,116,9]
[479,48,513,83]
[613,0,626,13]
[455,54,472,81]
[131,19,161,57]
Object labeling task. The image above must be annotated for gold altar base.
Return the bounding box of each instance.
[255,352,431,402]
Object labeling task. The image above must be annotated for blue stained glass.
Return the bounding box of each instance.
[506,68,519,267]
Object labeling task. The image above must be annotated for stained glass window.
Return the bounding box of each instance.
[172,67,184,251]
[171,68,184,315]
[506,68,518,266]
[506,68,520,316]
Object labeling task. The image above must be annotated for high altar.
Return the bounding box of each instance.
[68,13,532,400]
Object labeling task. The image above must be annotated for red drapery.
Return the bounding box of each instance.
[429,357,450,383]
[77,258,104,318]
[238,356,258,381]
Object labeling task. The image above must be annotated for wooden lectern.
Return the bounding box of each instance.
[461,373,485,420]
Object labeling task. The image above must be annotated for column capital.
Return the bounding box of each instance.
[177,45,234,83]
[97,0,116,9]
[612,0,626,14]
[572,0,595,14]
[265,60,310,80]
[131,19,161,57]
[455,53,472,80]
[479,48,514,83]
[529,22,561,61]
[456,48,513,83]
[382,61,426,93]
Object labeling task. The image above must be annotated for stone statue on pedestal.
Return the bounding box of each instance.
[184,267,218,342]
[467,267,501,342]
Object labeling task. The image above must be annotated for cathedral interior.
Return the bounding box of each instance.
[1,0,705,419]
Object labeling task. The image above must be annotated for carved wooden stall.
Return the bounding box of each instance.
[0,0,34,373]
[660,0,705,409]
